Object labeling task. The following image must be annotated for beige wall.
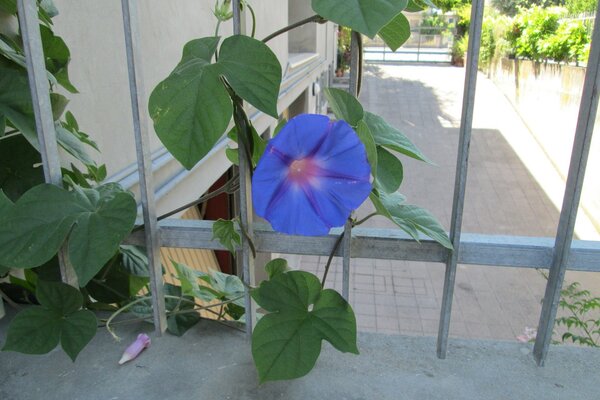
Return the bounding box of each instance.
[44,0,334,215]
[488,58,600,237]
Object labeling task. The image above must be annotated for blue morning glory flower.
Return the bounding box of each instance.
[252,114,372,236]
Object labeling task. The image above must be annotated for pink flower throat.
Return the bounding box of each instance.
[288,158,318,184]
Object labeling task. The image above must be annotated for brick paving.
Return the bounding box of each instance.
[300,64,600,341]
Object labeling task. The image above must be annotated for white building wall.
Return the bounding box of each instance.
[46,0,335,215]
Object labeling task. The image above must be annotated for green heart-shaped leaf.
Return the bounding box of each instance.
[2,281,97,361]
[324,88,364,127]
[149,58,232,170]
[2,307,62,355]
[375,146,403,193]
[312,0,409,38]
[363,111,431,163]
[216,35,282,118]
[0,183,136,286]
[0,65,37,147]
[37,280,82,314]
[119,245,151,277]
[378,12,411,51]
[251,271,358,382]
[212,218,241,254]
[60,310,97,361]
[373,191,453,249]
[172,260,219,302]
[264,258,288,279]
[0,134,43,202]
[356,120,378,178]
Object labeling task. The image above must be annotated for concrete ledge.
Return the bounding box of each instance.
[1,310,599,400]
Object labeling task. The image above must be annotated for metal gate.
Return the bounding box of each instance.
[17,0,600,368]
[363,14,456,63]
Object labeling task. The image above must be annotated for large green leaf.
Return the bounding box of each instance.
[40,25,77,93]
[119,245,150,277]
[0,35,26,68]
[356,120,377,177]
[216,35,281,118]
[404,0,426,12]
[324,88,364,127]
[0,183,137,285]
[212,218,241,254]
[0,134,44,201]
[86,261,148,304]
[2,280,97,361]
[363,111,431,163]
[56,124,95,165]
[226,125,267,167]
[251,270,358,382]
[375,191,453,249]
[0,190,12,215]
[2,307,62,355]
[60,310,97,361]
[180,36,220,64]
[0,65,37,147]
[172,260,219,302]
[164,283,201,336]
[167,312,201,337]
[149,59,232,170]
[312,0,408,38]
[0,0,17,14]
[375,146,403,193]
[211,270,245,306]
[264,258,289,279]
[37,280,81,314]
[378,12,411,51]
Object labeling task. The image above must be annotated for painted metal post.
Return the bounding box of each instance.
[533,3,600,366]
[341,31,362,301]
[17,0,77,286]
[437,0,485,359]
[416,28,422,63]
[121,0,167,334]
[232,0,255,339]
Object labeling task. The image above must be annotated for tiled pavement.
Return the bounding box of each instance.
[300,64,600,341]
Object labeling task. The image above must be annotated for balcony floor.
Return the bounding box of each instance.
[1,311,598,400]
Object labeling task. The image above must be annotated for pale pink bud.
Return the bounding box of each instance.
[119,333,151,365]
[516,327,537,343]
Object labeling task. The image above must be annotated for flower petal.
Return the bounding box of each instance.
[251,114,372,236]
[268,114,331,159]
[263,183,331,235]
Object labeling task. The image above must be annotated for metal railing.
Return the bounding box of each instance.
[363,26,454,63]
[17,0,600,368]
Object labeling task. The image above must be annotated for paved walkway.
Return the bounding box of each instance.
[301,64,600,341]
[3,314,599,399]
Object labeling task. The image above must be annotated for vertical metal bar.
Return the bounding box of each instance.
[417,28,421,63]
[341,31,361,301]
[533,3,600,366]
[232,0,255,339]
[17,0,77,286]
[436,0,485,359]
[121,0,167,334]
[17,0,61,185]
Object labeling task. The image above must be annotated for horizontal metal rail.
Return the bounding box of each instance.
[126,220,600,272]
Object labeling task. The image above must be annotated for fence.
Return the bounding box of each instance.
[17,0,600,368]
[363,26,454,63]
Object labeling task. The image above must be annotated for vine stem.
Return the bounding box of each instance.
[246,2,256,38]
[0,287,22,310]
[262,14,326,43]
[321,231,345,287]
[354,212,377,226]
[105,294,242,341]
[0,131,22,141]
[132,175,239,232]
